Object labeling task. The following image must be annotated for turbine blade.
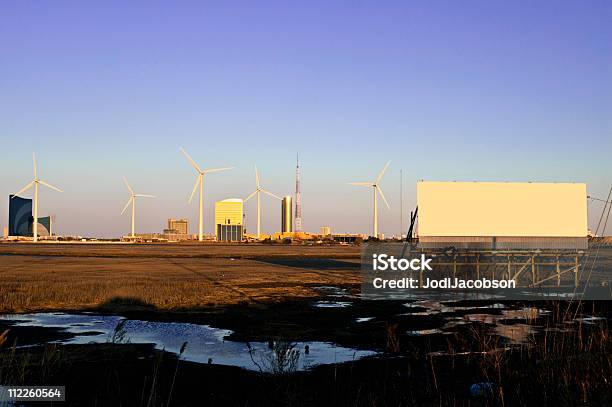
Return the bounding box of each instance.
[188,175,200,204]
[123,177,134,194]
[32,152,37,179]
[180,147,203,173]
[255,165,260,188]
[378,186,391,210]
[121,197,132,215]
[38,180,63,193]
[134,194,155,198]
[12,181,35,197]
[261,189,282,200]
[245,190,257,202]
[376,161,391,183]
[203,166,233,174]
[348,182,372,187]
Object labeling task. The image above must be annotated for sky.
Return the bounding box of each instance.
[1,1,611,238]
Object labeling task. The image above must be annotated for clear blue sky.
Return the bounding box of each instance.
[1,1,611,238]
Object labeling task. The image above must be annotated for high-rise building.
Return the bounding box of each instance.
[215,199,244,242]
[8,195,32,236]
[37,216,52,237]
[8,195,53,237]
[295,153,302,232]
[168,218,188,235]
[320,226,331,236]
[281,196,293,234]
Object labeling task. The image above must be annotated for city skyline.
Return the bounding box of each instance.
[1,1,611,237]
[2,150,610,239]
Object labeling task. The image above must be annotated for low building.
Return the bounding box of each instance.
[331,234,366,244]
[168,218,188,235]
[162,229,190,242]
[123,233,167,242]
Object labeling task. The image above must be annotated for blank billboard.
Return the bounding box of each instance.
[417,182,587,237]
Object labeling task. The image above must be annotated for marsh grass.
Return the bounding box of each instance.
[108,319,131,344]
[166,341,187,406]
[0,245,361,313]
[0,338,62,386]
[247,340,300,376]
[0,330,8,348]
[0,243,609,405]
[439,301,612,406]
[0,304,609,407]
[385,322,400,353]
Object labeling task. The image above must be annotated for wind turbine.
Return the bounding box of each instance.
[12,153,62,242]
[121,177,155,238]
[180,147,233,241]
[245,165,281,239]
[349,161,391,238]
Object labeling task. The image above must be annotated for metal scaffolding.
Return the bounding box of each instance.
[409,249,585,288]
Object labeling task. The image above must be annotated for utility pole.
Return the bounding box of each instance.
[400,169,403,239]
[295,153,302,232]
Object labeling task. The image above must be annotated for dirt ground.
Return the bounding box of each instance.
[0,243,362,313]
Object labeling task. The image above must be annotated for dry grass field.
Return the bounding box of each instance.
[0,243,362,313]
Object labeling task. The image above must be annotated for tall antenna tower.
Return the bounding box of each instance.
[295,153,302,232]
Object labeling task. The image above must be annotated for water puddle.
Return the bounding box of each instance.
[396,302,571,345]
[0,313,375,372]
[403,301,508,314]
[576,315,607,324]
[312,286,356,298]
[312,300,353,308]
[406,328,443,336]
[429,347,512,357]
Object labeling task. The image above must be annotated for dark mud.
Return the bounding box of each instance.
[1,294,611,406]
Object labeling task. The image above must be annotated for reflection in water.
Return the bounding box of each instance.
[494,324,534,345]
[462,307,549,344]
[0,313,376,371]
[313,286,357,299]
[312,300,353,308]
[399,301,602,346]
[1,289,607,370]
[576,315,606,324]
[406,328,443,336]
[403,301,506,314]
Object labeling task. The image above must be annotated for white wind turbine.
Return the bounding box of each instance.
[12,153,62,242]
[180,147,233,242]
[349,161,391,238]
[121,177,155,238]
[245,165,281,239]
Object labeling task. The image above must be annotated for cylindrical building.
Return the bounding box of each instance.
[281,196,293,234]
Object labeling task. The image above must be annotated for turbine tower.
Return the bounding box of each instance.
[180,147,233,242]
[295,153,302,232]
[245,165,281,239]
[12,153,62,242]
[349,161,391,238]
[121,177,155,238]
